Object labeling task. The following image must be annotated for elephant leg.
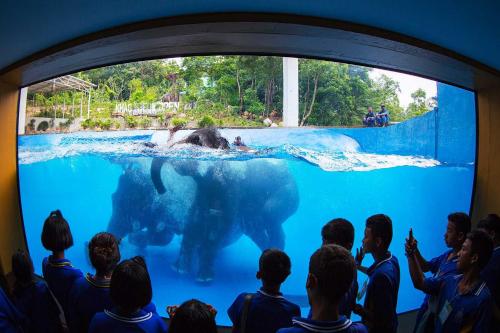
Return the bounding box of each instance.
[244,216,285,251]
[196,206,234,283]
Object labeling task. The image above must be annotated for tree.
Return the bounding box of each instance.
[406,88,428,118]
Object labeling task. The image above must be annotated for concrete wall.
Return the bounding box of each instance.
[337,83,475,165]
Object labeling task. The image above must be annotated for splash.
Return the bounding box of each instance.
[18,130,439,171]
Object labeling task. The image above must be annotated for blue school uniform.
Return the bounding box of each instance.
[423,274,492,333]
[12,280,59,333]
[88,308,167,333]
[67,273,113,333]
[414,250,458,332]
[481,246,500,307]
[42,255,83,316]
[228,288,301,333]
[277,316,368,333]
[0,287,24,333]
[363,253,400,333]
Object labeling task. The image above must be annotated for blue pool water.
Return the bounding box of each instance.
[18,128,474,326]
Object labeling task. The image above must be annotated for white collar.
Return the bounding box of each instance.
[292,317,353,333]
[104,309,152,323]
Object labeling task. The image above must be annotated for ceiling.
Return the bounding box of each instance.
[1,1,499,75]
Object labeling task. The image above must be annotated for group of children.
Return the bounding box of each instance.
[0,210,499,333]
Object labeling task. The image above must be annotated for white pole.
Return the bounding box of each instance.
[282,57,299,127]
[80,94,83,118]
[87,89,91,119]
[18,87,28,135]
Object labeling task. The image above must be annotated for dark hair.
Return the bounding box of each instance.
[309,245,356,302]
[110,256,152,314]
[89,232,120,276]
[366,214,393,250]
[477,214,500,237]
[259,249,291,285]
[41,210,74,252]
[12,250,35,293]
[322,218,354,250]
[168,299,217,333]
[467,230,494,270]
[448,212,471,236]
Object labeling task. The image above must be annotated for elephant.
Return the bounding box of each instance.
[108,128,299,282]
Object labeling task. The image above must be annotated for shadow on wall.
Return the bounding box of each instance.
[337,83,475,164]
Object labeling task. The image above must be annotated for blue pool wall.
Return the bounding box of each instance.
[336,82,476,164]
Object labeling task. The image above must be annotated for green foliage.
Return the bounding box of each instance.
[405,88,428,118]
[198,115,216,128]
[28,56,431,130]
[171,117,188,127]
[81,118,95,129]
[137,116,152,128]
[124,115,138,128]
[37,121,49,132]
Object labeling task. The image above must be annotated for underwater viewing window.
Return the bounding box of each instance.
[17,56,476,325]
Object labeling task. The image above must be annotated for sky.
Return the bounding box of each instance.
[369,68,437,108]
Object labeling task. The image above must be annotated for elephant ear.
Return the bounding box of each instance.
[150,158,167,194]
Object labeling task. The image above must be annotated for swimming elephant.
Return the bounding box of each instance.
[109,128,299,282]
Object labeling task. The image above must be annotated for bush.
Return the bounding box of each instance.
[97,118,111,130]
[124,115,137,128]
[81,118,95,129]
[171,117,188,127]
[198,115,216,128]
[138,116,152,128]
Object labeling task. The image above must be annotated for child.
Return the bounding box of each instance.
[0,286,24,333]
[168,299,217,333]
[320,218,358,318]
[477,213,500,325]
[353,214,400,333]
[68,232,120,333]
[11,250,59,333]
[407,230,493,332]
[41,210,83,319]
[228,249,300,333]
[277,245,367,333]
[406,212,471,332]
[88,256,167,333]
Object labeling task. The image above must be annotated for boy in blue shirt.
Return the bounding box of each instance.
[407,230,493,333]
[477,213,500,325]
[0,286,24,333]
[353,214,400,333]
[277,245,367,333]
[68,232,120,333]
[406,212,470,333]
[11,250,59,333]
[228,249,300,333]
[318,218,358,318]
[89,256,167,333]
[41,210,83,321]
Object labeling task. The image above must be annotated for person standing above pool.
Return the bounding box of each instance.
[376,105,389,127]
[353,214,400,333]
[407,230,494,333]
[477,213,500,326]
[228,249,300,333]
[406,212,471,333]
[277,245,367,333]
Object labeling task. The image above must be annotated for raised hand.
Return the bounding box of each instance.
[355,247,365,265]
